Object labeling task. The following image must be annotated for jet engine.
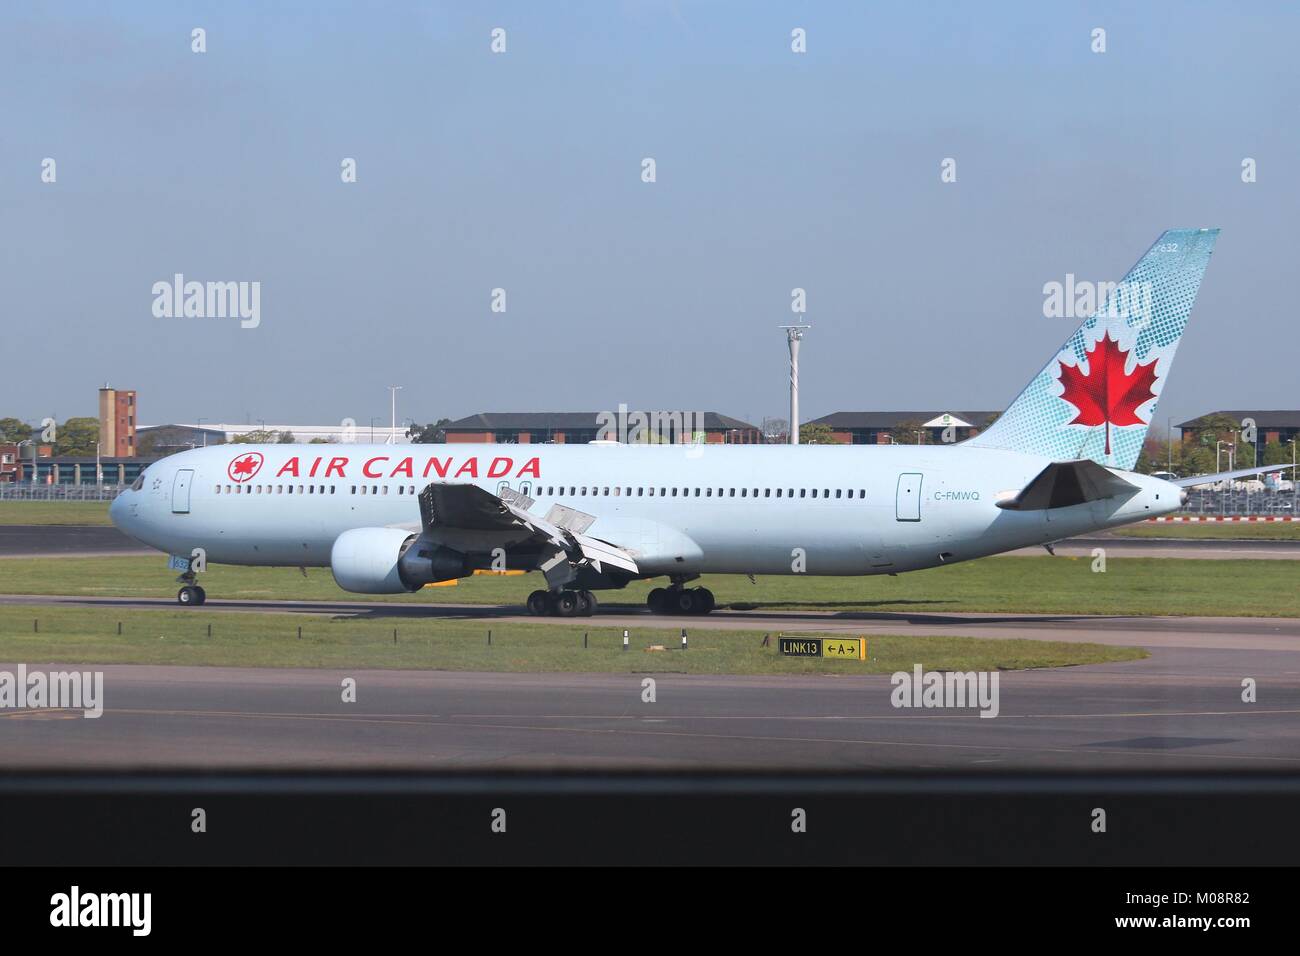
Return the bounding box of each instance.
[330,527,469,594]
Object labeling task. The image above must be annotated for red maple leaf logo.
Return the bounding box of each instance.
[1057,332,1159,455]
[228,452,263,483]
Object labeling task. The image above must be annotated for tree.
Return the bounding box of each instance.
[408,419,452,443]
[798,423,840,445]
[1262,440,1295,467]
[54,417,100,457]
[0,418,32,443]
[761,417,790,444]
[1187,412,1240,448]
[890,419,927,444]
[230,429,293,444]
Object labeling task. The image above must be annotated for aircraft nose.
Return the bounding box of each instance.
[108,492,128,529]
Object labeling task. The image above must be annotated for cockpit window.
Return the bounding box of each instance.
[131,470,147,491]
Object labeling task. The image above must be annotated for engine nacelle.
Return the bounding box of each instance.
[330,528,472,594]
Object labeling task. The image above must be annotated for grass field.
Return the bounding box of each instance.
[0,605,1146,674]
[0,501,113,526]
[1,553,1295,618]
[1110,522,1300,541]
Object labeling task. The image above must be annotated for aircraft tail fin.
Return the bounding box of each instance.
[966,228,1219,470]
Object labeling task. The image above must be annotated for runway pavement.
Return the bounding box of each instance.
[1,601,1297,770]
[0,525,152,558]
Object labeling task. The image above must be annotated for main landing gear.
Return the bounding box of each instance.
[526,589,597,617]
[647,585,715,616]
[176,570,206,606]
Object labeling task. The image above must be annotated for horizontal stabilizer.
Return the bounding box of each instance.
[997,459,1139,511]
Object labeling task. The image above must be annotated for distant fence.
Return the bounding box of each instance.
[1180,488,1297,517]
[0,485,126,502]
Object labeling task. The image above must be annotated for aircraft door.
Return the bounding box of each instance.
[895,473,922,521]
[172,469,194,514]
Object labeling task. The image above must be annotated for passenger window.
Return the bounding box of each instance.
[811,489,818,498]
[836,489,842,498]
[741,489,747,497]
[729,489,735,497]
[214,485,221,494]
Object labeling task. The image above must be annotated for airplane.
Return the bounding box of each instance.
[111,227,1281,616]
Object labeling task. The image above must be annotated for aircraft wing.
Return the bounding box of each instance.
[416,482,639,580]
[996,459,1140,511]
[1170,463,1296,488]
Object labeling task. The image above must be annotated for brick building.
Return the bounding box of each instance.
[808,411,999,445]
[98,385,138,457]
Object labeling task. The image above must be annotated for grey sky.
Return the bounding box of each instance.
[3,1,1296,433]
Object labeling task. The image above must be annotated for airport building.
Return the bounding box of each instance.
[1,451,155,486]
[1178,411,1300,449]
[136,422,408,453]
[808,411,999,444]
[442,412,763,444]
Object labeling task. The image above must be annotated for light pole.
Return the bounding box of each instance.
[1284,442,1294,512]
[370,417,380,443]
[388,386,403,445]
[914,430,924,445]
[197,418,208,448]
[881,434,895,444]
[1216,441,1229,473]
[780,325,810,445]
[95,442,102,491]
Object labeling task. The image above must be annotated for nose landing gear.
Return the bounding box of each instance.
[176,569,206,606]
[177,584,206,605]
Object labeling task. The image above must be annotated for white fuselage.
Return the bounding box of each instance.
[110,442,1182,580]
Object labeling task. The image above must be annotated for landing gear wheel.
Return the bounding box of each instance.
[177,586,198,606]
[193,586,207,606]
[553,591,581,617]
[577,591,597,617]
[692,587,714,615]
[526,590,550,616]
[647,588,667,613]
